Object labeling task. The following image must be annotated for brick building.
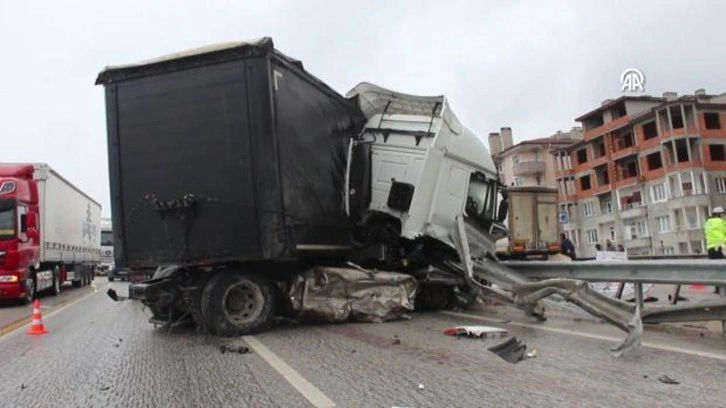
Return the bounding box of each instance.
[552,90,726,258]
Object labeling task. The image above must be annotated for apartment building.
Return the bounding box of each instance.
[552,90,726,258]
[490,127,583,187]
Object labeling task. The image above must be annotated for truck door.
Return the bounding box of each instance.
[536,198,557,250]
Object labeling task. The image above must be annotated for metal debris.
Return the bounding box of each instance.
[444,325,508,339]
[219,344,250,355]
[488,337,527,364]
[106,288,127,302]
[657,375,680,385]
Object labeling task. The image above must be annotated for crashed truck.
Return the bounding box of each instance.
[97,38,660,354]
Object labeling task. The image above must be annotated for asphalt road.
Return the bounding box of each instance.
[0,282,725,407]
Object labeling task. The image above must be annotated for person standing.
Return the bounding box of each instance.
[560,233,576,260]
[704,206,726,294]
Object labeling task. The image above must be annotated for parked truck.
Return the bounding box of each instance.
[495,186,560,260]
[0,163,101,303]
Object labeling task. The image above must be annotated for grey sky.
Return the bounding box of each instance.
[2,0,725,216]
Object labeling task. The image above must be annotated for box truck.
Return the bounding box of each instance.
[0,163,101,302]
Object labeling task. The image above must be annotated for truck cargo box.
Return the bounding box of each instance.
[498,186,559,258]
[96,38,366,269]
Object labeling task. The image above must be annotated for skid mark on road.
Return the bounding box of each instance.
[442,311,726,361]
[0,283,109,339]
[243,335,336,408]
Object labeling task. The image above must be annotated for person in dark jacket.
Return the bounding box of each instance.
[560,233,576,260]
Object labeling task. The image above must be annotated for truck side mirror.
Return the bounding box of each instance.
[387,181,415,211]
[27,212,37,230]
[497,199,508,222]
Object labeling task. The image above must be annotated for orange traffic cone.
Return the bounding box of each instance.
[27,299,49,335]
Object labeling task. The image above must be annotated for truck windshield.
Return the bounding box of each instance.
[0,208,16,240]
[466,173,497,222]
[101,230,114,246]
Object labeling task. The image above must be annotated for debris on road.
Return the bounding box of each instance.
[219,344,250,355]
[113,343,120,348]
[417,384,425,391]
[657,375,680,385]
[106,288,127,302]
[443,325,508,339]
[525,349,538,359]
[99,385,111,391]
[488,337,527,364]
[392,336,401,345]
[20,384,26,390]
[288,267,417,324]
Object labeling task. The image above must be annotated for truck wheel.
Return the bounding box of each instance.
[414,284,453,311]
[72,276,81,289]
[49,267,61,296]
[23,273,36,304]
[200,271,275,337]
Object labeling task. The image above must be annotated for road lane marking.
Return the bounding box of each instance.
[242,335,336,408]
[441,311,726,361]
[0,283,110,338]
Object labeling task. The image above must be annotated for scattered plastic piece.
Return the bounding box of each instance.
[417,384,425,391]
[657,375,679,385]
[444,325,508,339]
[526,349,538,359]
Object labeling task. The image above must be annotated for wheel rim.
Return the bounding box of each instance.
[222,281,264,325]
[26,278,34,301]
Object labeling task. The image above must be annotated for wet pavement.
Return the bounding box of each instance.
[0,282,725,407]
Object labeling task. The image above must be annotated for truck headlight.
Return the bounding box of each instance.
[0,275,19,283]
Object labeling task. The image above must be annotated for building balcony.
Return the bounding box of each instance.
[593,183,612,195]
[596,212,615,224]
[513,160,546,176]
[584,115,629,141]
[660,127,699,142]
[620,202,647,219]
[555,168,574,178]
[611,146,638,161]
[624,236,652,249]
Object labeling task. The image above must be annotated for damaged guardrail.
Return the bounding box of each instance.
[450,214,726,357]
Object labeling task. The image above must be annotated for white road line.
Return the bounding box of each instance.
[441,311,726,361]
[243,335,336,408]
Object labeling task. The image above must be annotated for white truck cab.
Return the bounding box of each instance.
[346,83,507,254]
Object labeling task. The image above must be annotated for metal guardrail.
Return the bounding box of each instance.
[502,259,726,285]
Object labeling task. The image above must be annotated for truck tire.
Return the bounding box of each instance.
[414,284,453,311]
[49,267,61,296]
[200,271,275,337]
[23,272,36,304]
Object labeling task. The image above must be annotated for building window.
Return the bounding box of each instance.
[643,122,658,140]
[497,164,503,174]
[651,183,667,203]
[609,227,616,241]
[535,176,541,186]
[656,215,671,233]
[705,113,721,130]
[716,177,726,193]
[514,177,525,187]
[580,175,592,191]
[662,247,675,255]
[646,152,663,170]
[583,202,595,217]
[576,149,588,164]
[670,107,684,129]
[586,229,598,245]
[710,145,726,161]
[513,154,521,165]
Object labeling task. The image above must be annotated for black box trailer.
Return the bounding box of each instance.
[96,38,366,272]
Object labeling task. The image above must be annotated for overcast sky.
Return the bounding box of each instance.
[2,0,725,216]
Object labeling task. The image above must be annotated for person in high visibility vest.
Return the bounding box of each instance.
[705,206,726,259]
[704,206,726,294]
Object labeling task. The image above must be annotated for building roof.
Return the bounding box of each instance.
[494,135,576,158]
[575,95,665,122]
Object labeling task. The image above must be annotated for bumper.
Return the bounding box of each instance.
[0,282,25,299]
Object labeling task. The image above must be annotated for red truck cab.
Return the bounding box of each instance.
[0,164,41,303]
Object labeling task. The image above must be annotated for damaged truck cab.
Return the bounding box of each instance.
[96,38,507,335]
